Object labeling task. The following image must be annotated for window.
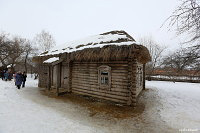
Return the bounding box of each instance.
[98,65,111,90]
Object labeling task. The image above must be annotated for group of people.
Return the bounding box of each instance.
[13,71,27,89]
[0,70,27,89]
[0,70,13,81]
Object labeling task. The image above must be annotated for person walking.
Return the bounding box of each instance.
[16,71,23,89]
[1,70,5,80]
[22,72,27,88]
[4,71,9,81]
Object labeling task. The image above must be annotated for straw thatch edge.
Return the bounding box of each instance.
[33,44,151,64]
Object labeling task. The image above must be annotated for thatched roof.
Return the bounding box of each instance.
[33,30,151,64]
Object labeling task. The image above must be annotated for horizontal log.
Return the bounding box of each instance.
[72,84,129,92]
[72,79,129,87]
[72,71,98,74]
[73,64,129,67]
[72,72,128,77]
[72,81,129,91]
[72,88,128,100]
[72,90,128,104]
[71,82,130,92]
[72,69,128,74]
[72,79,98,84]
[72,76,98,80]
[72,67,129,71]
[112,78,129,83]
[110,87,129,93]
[111,84,129,89]
[73,61,129,64]
[72,74,128,80]
[71,73,98,77]
[72,76,129,83]
[72,85,129,97]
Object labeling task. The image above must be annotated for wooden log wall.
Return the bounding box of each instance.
[38,65,48,88]
[135,62,144,97]
[52,65,58,88]
[71,61,130,104]
[127,59,137,106]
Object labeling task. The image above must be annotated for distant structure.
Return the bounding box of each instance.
[33,30,151,106]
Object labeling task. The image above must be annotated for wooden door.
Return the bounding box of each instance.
[52,65,58,88]
[61,64,69,89]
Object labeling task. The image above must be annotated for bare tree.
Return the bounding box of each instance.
[0,31,38,73]
[33,30,56,52]
[23,40,35,72]
[162,47,198,75]
[0,32,11,67]
[139,36,166,76]
[167,0,200,43]
[7,37,26,70]
[187,45,200,75]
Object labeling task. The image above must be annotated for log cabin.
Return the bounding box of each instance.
[32,30,151,106]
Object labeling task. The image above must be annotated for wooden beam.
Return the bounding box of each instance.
[56,64,61,94]
[143,64,146,90]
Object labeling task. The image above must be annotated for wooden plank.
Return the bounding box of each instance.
[72,90,128,104]
[72,88,128,100]
[72,70,98,73]
[72,85,129,96]
[111,78,129,83]
[72,76,98,80]
[72,81,129,89]
[72,74,128,80]
[71,73,98,77]
[72,71,129,77]
[72,66,129,70]
[72,72,128,77]
[72,79,128,87]
[72,77,129,84]
[73,61,128,64]
[72,69,128,74]
[73,64,129,68]
[72,83,129,93]
[71,82,129,92]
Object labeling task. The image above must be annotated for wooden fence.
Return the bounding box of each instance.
[146,74,200,83]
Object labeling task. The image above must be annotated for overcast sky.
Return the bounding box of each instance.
[0,0,183,51]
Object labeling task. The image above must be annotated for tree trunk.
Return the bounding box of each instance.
[24,53,28,72]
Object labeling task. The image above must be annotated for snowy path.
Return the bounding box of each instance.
[0,78,104,133]
[0,77,200,133]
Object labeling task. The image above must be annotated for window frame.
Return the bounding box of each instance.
[98,65,111,90]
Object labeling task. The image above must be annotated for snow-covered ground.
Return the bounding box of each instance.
[146,81,200,131]
[0,76,200,133]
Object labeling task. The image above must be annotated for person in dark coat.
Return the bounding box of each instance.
[16,71,23,89]
[22,72,27,88]
[8,72,12,81]
[4,71,9,81]
[1,70,5,80]
[0,71,4,80]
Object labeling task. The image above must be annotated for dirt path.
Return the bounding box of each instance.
[21,86,176,133]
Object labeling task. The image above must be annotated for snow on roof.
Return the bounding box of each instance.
[39,30,136,57]
[43,57,59,63]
